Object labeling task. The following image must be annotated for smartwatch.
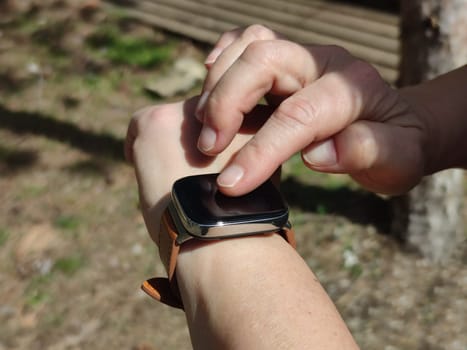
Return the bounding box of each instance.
[141,173,296,309]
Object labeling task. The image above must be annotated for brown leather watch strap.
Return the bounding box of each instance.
[157,209,180,280]
[142,209,184,309]
[141,277,183,309]
[282,224,296,249]
[141,207,296,310]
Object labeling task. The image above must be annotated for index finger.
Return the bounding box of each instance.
[197,40,329,155]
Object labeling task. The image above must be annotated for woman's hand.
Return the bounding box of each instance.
[196,25,429,196]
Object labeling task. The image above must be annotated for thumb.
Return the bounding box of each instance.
[302,120,425,195]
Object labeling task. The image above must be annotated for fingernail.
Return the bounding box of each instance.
[195,91,209,121]
[303,139,337,166]
[204,48,222,66]
[198,125,217,152]
[217,165,244,188]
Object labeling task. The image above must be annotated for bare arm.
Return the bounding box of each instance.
[126,99,359,350]
[400,65,467,173]
[177,235,358,350]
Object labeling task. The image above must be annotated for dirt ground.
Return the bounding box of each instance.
[0,1,466,349]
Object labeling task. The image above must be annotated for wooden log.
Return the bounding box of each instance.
[116,6,221,43]
[150,0,399,52]
[103,0,399,82]
[227,0,398,33]
[137,1,399,68]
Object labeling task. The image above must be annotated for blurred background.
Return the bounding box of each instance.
[0,0,466,349]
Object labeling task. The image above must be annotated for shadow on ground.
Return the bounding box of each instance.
[0,104,125,162]
[282,177,392,233]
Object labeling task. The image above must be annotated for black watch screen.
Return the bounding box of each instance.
[171,173,288,236]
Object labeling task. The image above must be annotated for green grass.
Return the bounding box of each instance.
[0,229,9,246]
[316,204,328,215]
[54,255,85,276]
[45,313,65,328]
[54,215,80,231]
[24,275,53,307]
[283,153,355,189]
[17,185,47,199]
[25,289,49,307]
[86,26,174,68]
[23,254,85,308]
[106,37,173,67]
[342,244,363,279]
[348,263,363,279]
[83,72,101,88]
[15,13,44,35]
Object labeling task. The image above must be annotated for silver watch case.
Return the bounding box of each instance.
[169,174,290,245]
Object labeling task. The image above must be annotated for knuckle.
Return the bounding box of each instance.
[242,24,275,41]
[204,92,243,132]
[244,137,279,166]
[323,45,353,64]
[347,59,382,84]
[218,27,243,43]
[132,105,173,136]
[320,45,354,70]
[203,92,238,131]
[242,40,276,66]
[274,95,318,129]
[128,104,177,161]
[204,92,223,118]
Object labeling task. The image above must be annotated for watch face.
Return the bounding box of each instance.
[171,173,288,238]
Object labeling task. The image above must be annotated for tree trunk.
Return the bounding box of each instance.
[395,0,466,263]
[392,170,464,262]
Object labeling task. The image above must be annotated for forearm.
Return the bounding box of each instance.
[176,234,359,350]
[400,65,467,174]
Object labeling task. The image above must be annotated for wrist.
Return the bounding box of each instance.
[175,233,358,350]
[398,86,436,176]
[175,234,303,349]
[176,233,288,311]
[400,66,467,174]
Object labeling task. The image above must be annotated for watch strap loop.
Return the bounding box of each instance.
[141,277,184,309]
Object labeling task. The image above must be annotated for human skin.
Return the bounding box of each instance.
[195,25,467,197]
[125,98,359,349]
